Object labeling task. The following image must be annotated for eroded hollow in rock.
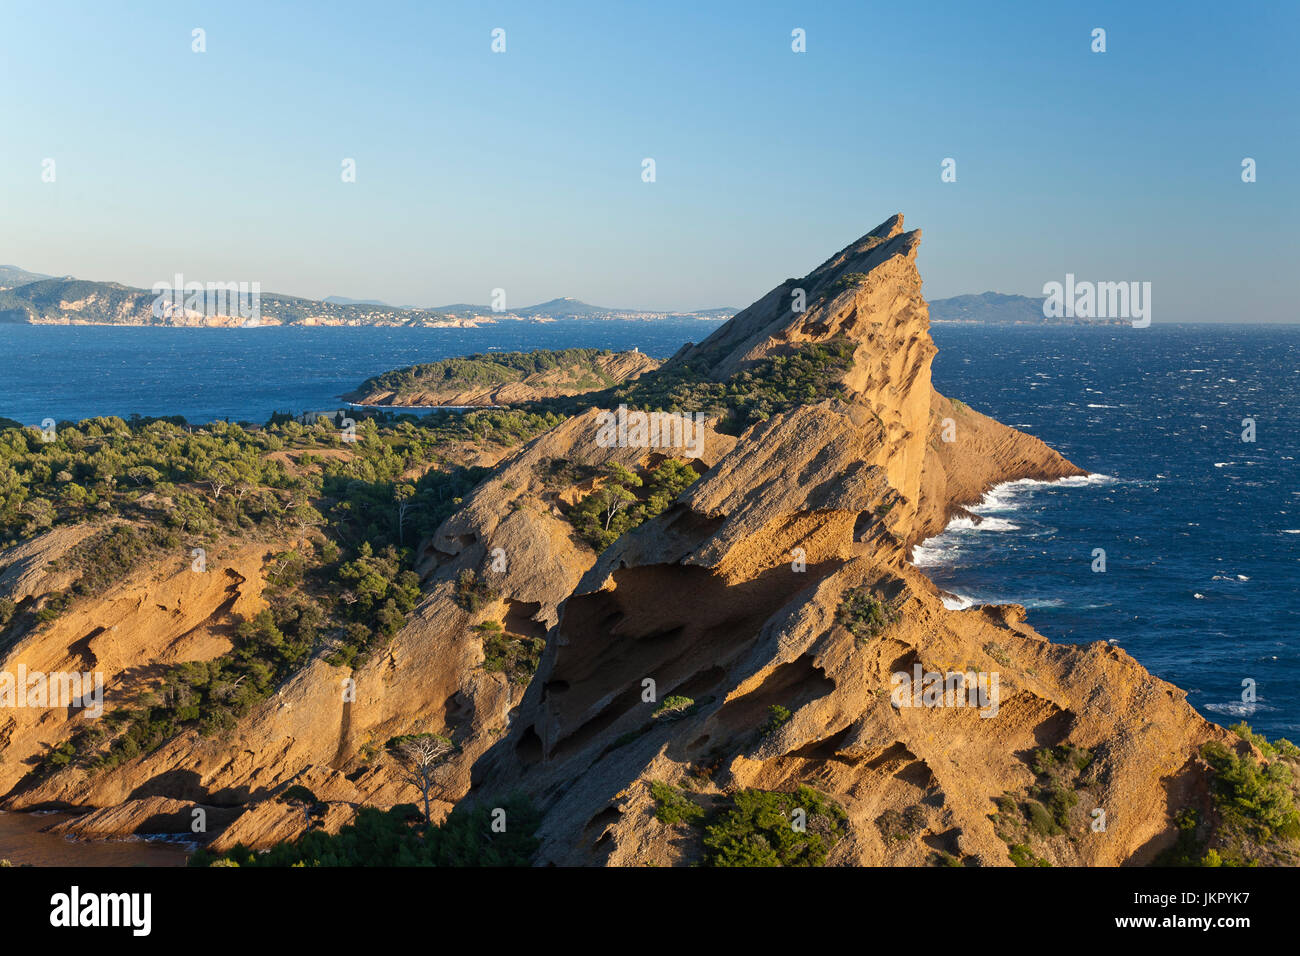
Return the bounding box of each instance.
[543,561,840,758]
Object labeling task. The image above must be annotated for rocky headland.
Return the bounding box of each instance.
[344,349,660,408]
[0,215,1291,867]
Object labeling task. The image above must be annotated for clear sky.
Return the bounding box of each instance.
[2,0,1295,320]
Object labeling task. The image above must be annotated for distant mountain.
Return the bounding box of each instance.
[0,265,52,289]
[514,297,607,318]
[929,291,1125,325]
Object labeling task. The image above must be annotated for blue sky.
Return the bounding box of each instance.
[2,0,1295,320]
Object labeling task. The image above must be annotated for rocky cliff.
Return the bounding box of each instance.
[0,215,1258,866]
[447,214,1233,865]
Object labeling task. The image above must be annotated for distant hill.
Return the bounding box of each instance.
[0,265,52,289]
[514,298,623,319]
[0,270,735,327]
[929,291,1125,325]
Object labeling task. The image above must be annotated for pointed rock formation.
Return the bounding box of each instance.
[459,215,1230,866]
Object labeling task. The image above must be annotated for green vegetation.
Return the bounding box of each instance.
[989,742,1096,863]
[453,568,499,612]
[652,695,696,720]
[1032,743,1094,776]
[649,781,706,825]
[875,805,927,844]
[650,780,848,866]
[702,786,847,867]
[534,338,857,436]
[1022,744,1091,835]
[329,543,423,667]
[475,620,544,684]
[1202,739,1300,843]
[835,587,899,643]
[1024,799,1059,838]
[1158,807,1216,867]
[983,640,1011,668]
[0,408,559,776]
[829,272,871,293]
[762,705,792,738]
[1231,721,1300,760]
[353,348,629,398]
[190,797,540,867]
[1007,843,1051,867]
[565,458,700,551]
[0,411,558,549]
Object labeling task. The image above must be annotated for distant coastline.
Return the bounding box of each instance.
[4,269,1132,329]
[0,275,736,329]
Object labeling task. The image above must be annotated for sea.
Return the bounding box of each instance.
[0,320,1297,862]
[0,321,710,425]
[920,323,1300,741]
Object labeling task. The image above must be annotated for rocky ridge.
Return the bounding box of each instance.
[0,215,1247,866]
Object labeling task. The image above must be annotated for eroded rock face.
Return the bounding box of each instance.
[461,215,1230,866]
[0,538,271,800]
[673,216,935,528]
[1,412,734,841]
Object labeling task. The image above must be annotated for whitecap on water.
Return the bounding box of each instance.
[910,541,960,567]
[970,473,1113,514]
[940,592,976,610]
[945,515,1020,532]
[1204,700,1275,717]
[984,596,1064,609]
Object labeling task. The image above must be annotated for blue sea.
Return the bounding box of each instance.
[0,321,1296,738]
[0,320,713,425]
[924,324,1300,740]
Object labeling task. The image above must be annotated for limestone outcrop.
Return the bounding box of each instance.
[458,214,1231,865]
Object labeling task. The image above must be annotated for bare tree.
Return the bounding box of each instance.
[394,484,417,544]
[206,462,236,501]
[397,735,453,825]
[231,480,253,521]
[597,483,637,530]
[597,464,642,530]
